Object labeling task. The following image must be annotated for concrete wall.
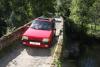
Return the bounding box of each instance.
[0,22,31,50]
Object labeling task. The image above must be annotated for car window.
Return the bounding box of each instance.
[30,20,52,30]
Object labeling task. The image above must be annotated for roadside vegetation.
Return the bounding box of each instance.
[0,0,100,67]
[56,0,100,67]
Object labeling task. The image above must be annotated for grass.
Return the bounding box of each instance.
[53,59,62,67]
[52,23,69,67]
[51,34,63,67]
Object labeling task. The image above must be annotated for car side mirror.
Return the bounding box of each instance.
[53,28,56,30]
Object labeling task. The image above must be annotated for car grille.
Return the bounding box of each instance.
[23,39,49,44]
[29,40,41,42]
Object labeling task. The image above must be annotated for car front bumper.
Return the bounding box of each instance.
[22,41,51,48]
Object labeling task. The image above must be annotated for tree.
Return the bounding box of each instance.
[57,0,71,17]
[89,0,100,25]
[69,0,96,33]
[0,0,56,36]
[30,0,56,17]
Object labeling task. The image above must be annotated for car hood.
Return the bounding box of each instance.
[23,28,52,38]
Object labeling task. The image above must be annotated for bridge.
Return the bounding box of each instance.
[0,18,63,67]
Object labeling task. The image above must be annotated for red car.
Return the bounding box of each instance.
[21,17,56,48]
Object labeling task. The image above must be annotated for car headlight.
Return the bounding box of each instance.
[22,36,28,40]
[42,38,49,43]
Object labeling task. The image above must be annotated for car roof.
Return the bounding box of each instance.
[35,17,54,23]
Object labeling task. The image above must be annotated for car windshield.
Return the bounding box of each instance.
[30,20,52,30]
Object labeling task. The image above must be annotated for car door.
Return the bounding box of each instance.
[52,20,56,37]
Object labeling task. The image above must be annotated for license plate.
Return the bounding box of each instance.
[30,42,40,45]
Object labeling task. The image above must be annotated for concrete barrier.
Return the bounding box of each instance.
[0,22,31,50]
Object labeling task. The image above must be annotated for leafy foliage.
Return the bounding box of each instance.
[0,0,56,35]
[69,0,100,35]
[56,0,71,17]
[89,0,100,24]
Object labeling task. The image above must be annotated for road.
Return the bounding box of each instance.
[0,18,63,67]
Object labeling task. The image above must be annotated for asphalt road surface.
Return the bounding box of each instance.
[0,18,63,67]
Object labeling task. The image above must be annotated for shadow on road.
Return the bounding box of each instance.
[0,36,59,67]
[0,41,25,67]
[26,48,51,56]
